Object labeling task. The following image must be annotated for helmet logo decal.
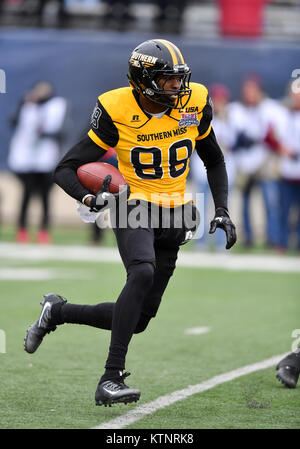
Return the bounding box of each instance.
[130,51,158,67]
[131,60,141,68]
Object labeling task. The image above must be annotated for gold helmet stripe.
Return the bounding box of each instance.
[154,39,185,66]
[167,41,185,65]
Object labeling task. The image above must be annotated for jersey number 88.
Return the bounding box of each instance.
[130,139,193,180]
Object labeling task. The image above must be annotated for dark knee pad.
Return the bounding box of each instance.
[127,262,155,291]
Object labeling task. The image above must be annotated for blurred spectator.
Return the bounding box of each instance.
[100,0,187,33]
[5,0,68,27]
[230,76,285,248]
[154,0,188,33]
[100,0,135,27]
[190,83,236,251]
[8,81,68,244]
[35,0,66,26]
[277,85,300,251]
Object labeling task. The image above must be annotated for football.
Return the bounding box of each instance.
[77,162,126,195]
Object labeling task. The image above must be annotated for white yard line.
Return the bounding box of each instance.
[0,268,91,280]
[92,353,287,430]
[0,243,299,273]
[0,268,58,280]
[184,326,211,335]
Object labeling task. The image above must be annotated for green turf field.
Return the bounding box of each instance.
[0,247,299,429]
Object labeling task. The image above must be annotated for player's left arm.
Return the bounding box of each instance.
[195,128,237,249]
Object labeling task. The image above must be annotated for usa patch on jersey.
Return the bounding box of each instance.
[178,112,200,128]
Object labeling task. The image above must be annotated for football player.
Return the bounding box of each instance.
[24,39,237,406]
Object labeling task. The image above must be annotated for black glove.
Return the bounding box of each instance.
[89,175,130,212]
[209,207,237,250]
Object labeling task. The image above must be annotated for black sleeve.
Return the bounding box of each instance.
[195,128,228,210]
[197,94,213,138]
[90,99,119,148]
[53,135,107,202]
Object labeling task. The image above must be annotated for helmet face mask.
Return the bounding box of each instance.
[128,39,192,110]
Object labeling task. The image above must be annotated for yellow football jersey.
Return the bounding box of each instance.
[88,82,212,207]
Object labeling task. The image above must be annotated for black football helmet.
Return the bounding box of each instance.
[128,39,191,109]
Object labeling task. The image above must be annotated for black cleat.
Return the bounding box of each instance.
[95,371,140,406]
[24,293,67,354]
[276,352,300,389]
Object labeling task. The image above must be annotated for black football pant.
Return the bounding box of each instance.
[51,201,199,372]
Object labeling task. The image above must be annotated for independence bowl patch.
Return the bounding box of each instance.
[178,112,200,127]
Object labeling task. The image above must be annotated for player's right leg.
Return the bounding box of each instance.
[138,244,179,322]
[24,297,158,356]
[24,293,67,354]
[95,216,157,406]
